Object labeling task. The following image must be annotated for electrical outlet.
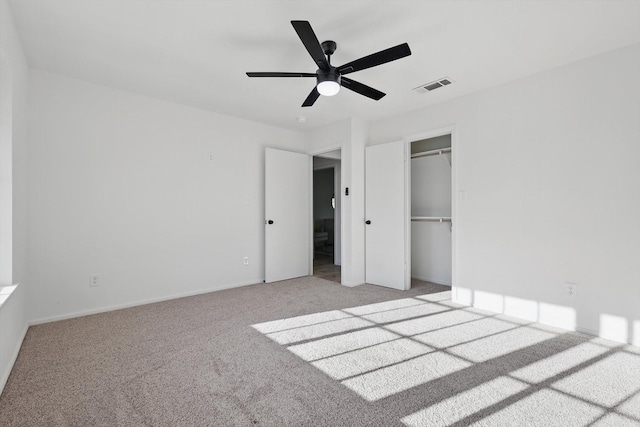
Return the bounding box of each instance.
[565,282,576,297]
[90,274,100,287]
[243,257,249,266]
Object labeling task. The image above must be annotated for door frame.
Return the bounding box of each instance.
[403,124,458,290]
[309,145,343,283]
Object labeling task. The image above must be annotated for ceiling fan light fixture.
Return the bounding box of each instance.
[317,80,340,96]
[317,69,341,96]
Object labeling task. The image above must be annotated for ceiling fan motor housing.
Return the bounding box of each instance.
[321,40,337,56]
[317,67,341,86]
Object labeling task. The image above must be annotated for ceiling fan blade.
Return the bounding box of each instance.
[337,43,411,75]
[302,87,320,107]
[341,77,386,100]
[246,72,317,77]
[291,21,330,71]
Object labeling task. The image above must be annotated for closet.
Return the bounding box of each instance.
[411,135,452,285]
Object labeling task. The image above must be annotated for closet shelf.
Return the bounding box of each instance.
[410,147,452,159]
[411,216,452,222]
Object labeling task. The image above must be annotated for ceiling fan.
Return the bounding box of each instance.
[246,21,411,107]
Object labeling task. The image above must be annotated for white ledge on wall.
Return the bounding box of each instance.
[0,284,18,309]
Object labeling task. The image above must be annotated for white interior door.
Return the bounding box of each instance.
[265,148,310,283]
[365,140,408,290]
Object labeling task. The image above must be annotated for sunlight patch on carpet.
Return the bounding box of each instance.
[592,413,640,427]
[413,317,518,349]
[551,351,640,408]
[414,291,452,302]
[288,327,401,361]
[617,391,640,420]
[469,389,604,426]
[446,326,556,363]
[265,317,374,345]
[401,376,529,427]
[360,302,450,324]
[510,342,608,383]
[341,351,471,401]
[342,298,428,316]
[251,291,640,424]
[251,310,351,334]
[384,309,484,336]
[312,338,435,380]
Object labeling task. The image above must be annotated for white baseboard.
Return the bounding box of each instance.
[30,279,262,326]
[411,275,452,287]
[576,326,600,338]
[341,281,364,288]
[450,294,634,346]
[0,322,29,395]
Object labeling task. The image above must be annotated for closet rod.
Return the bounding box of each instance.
[411,216,452,222]
[410,147,452,159]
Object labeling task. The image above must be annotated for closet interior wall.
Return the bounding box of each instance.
[411,135,452,285]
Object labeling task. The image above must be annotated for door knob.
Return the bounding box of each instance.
[365,220,371,225]
[267,220,274,224]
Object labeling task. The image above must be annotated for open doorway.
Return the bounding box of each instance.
[312,150,341,283]
[410,133,452,287]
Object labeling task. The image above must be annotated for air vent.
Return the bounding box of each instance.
[413,77,454,94]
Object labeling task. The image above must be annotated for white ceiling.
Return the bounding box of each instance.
[9,1,640,131]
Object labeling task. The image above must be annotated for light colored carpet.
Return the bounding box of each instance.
[1,277,638,426]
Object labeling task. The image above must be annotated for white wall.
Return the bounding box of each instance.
[0,0,30,393]
[369,43,640,345]
[27,70,307,322]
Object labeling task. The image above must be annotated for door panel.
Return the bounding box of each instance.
[365,141,408,290]
[265,148,310,283]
